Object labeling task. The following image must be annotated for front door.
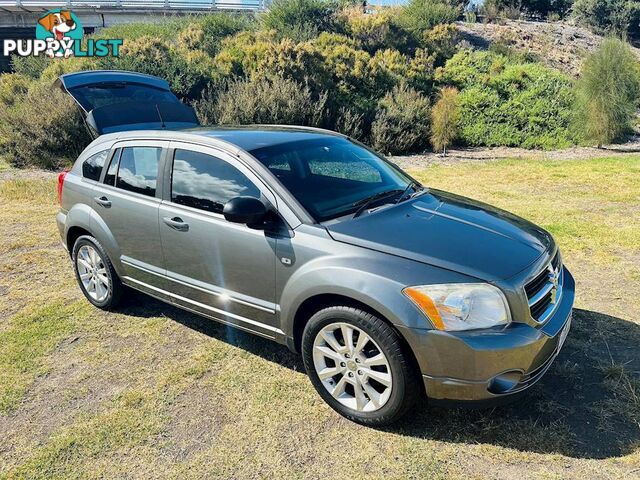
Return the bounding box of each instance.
[158,143,279,338]
[92,141,168,289]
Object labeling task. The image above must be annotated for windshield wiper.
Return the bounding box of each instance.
[352,189,404,218]
[396,181,424,204]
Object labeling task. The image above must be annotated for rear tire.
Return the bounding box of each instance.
[302,306,420,426]
[72,235,124,310]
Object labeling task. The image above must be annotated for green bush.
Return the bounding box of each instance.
[198,76,328,126]
[0,84,91,169]
[343,8,411,53]
[423,23,460,66]
[438,50,575,149]
[573,0,640,41]
[104,36,216,99]
[94,18,191,42]
[573,38,640,146]
[10,55,51,81]
[262,0,342,42]
[179,13,255,57]
[371,84,431,154]
[398,0,460,38]
[334,106,366,140]
[0,74,30,107]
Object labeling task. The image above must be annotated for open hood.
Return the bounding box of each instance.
[55,70,200,137]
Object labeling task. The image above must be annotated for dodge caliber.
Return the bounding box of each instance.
[56,71,574,425]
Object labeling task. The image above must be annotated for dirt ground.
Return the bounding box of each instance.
[456,19,640,77]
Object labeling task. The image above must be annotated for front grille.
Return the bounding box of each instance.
[525,251,563,323]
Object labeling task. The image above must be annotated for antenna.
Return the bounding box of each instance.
[155,104,166,129]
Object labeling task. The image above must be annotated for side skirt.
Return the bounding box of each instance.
[122,276,289,345]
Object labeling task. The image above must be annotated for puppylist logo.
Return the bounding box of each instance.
[3,9,122,59]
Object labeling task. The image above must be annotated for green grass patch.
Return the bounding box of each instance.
[1,389,163,479]
[0,301,88,414]
[0,178,57,203]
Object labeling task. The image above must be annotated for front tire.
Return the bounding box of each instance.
[72,235,124,309]
[302,306,420,426]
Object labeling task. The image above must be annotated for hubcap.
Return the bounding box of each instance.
[312,322,392,412]
[76,245,110,302]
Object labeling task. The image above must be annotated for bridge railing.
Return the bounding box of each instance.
[0,0,266,11]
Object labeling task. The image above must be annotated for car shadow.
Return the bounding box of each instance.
[119,294,639,460]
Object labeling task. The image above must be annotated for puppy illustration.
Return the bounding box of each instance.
[38,11,77,58]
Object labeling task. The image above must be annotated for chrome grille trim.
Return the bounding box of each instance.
[524,251,563,324]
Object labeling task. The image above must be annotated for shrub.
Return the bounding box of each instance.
[343,7,411,53]
[438,50,575,149]
[406,48,437,93]
[201,76,328,126]
[104,36,215,99]
[262,0,342,41]
[423,23,459,66]
[573,38,640,146]
[94,19,190,42]
[398,0,461,37]
[435,49,507,88]
[573,0,640,41]
[371,84,431,154]
[10,55,51,80]
[0,74,30,107]
[182,13,255,57]
[431,86,459,154]
[0,84,91,169]
[335,106,366,140]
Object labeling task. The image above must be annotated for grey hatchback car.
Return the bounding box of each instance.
[57,71,574,425]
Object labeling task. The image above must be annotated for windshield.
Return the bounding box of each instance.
[249,137,415,221]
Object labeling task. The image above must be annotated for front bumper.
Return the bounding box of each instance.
[398,267,575,405]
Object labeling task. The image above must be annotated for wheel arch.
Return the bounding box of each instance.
[291,294,422,383]
[66,225,92,255]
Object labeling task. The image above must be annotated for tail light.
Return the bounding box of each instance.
[57,169,69,205]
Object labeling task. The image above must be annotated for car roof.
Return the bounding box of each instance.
[92,125,345,154]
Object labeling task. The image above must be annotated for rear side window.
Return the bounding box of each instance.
[171,149,260,214]
[82,150,109,181]
[116,147,162,197]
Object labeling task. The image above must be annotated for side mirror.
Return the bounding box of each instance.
[223,196,267,226]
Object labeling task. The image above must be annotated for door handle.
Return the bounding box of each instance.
[163,216,189,232]
[94,196,111,208]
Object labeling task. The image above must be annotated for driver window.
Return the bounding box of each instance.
[171,149,261,214]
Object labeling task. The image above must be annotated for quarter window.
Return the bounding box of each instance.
[82,150,109,182]
[116,147,162,197]
[171,149,260,214]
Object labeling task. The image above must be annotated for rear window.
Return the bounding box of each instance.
[81,150,109,182]
[115,147,162,197]
[68,84,178,112]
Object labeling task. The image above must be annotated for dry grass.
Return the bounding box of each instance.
[0,157,639,479]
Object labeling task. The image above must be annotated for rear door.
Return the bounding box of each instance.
[158,142,280,338]
[91,140,169,289]
[56,71,200,137]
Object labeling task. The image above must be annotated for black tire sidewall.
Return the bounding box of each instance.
[302,307,416,425]
[72,235,120,309]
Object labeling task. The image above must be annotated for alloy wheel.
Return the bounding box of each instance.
[76,244,110,303]
[312,322,393,412]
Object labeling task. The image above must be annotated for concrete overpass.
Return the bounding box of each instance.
[0,1,265,71]
[0,1,265,29]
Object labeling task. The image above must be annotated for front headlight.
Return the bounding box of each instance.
[403,283,511,331]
